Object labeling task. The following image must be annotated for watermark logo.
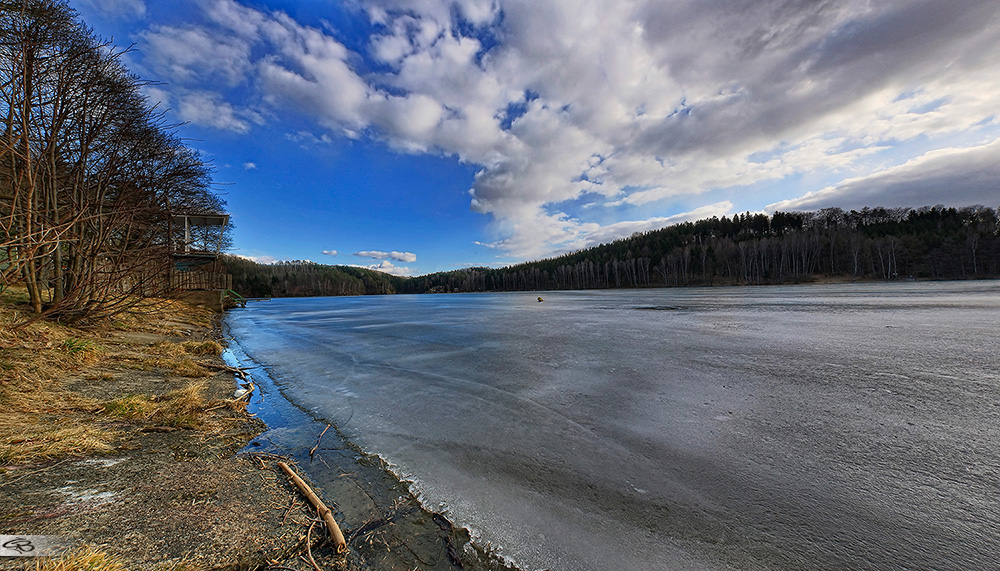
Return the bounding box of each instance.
[0,535,71,557]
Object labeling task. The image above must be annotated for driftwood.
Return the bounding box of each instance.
[277,461,347,553]
[201,362,255,380]
[309,424,331,458]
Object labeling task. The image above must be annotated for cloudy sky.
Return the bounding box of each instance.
[72,0,1000,275]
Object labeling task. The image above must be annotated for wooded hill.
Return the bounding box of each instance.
[228,205,1000,297]
[222,255,403,298]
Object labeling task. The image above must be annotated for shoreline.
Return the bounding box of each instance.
[1,298,303,569]
[223,319,519,571]
[1,294,517,570]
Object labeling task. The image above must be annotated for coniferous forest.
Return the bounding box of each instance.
[227,205,1000,298]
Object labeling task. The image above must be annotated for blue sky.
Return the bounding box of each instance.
[71,0,1000,276]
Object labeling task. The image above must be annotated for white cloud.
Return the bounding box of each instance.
[391,251,418,263]
[243,162,257,170]
[354,250,417,263]
[239,253,278,264]
[767,140,1000,212]
[355,250,388,259]
[287,131,334,146]
[322,249,338,256]
[177,91,257,133]
[356,260,415,277]
[378,0,1000,257]
[141,86,170,110]
[140,25,252,86]
[76,0,146,19]
[138,0,1000,259]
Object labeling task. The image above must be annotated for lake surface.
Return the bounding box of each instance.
[226,281,1000,571]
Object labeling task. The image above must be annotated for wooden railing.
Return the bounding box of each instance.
[170,271,232,291]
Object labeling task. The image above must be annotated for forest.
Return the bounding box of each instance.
[222,255,404,298]
[228,205,999,297]
[0,0,227,323]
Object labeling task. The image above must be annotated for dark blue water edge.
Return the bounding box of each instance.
[221,324,519,571]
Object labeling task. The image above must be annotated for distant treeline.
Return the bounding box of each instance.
[226,205,1000,297]
[222,255,402,298]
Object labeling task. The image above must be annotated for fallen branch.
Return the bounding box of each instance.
[202,362,255,379]
[309,424,331,458]
[281,497,299,525]
[277,461,347,553]
[306,520,322,571]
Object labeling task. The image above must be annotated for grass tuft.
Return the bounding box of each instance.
[0,419,114,465]
[62,337,94,354]
[34,546,128,571]
[170,356,212,378]
[103,381,211,428]
[182,340,223,355]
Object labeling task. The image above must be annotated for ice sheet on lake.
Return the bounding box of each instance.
[227,282,1000,571]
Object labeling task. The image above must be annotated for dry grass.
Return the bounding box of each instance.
[167,356,212,378]
[0,286,226,466]
[0,292,117,465]
[0,419,115,464]
[103,381,213,429]
[153,339,225,358]
[105,297,213,333]
[150,340,187,357]
[182,339,223,355]
[147,340,221,377]
[34,546,127,571]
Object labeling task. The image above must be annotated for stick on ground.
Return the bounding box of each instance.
[277,461,348,553]
[309,424,331,458]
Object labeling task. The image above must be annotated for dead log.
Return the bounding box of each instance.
[277,461,347,553]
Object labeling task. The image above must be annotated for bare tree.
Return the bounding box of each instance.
[0,0,226,325]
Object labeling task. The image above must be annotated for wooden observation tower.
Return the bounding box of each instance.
[170,214,232,307]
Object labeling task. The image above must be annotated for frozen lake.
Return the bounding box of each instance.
[226,281,1000,571]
